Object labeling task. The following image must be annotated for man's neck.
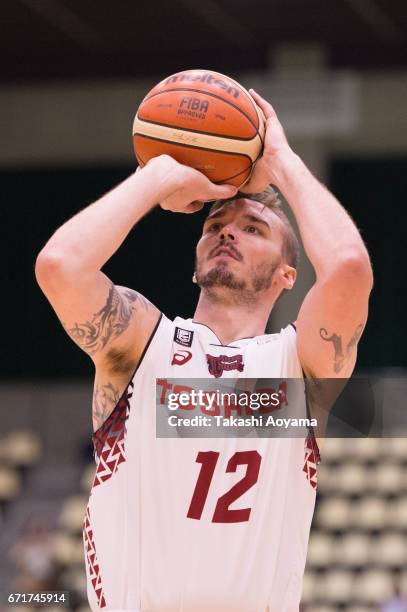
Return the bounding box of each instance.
[193,291,273,345]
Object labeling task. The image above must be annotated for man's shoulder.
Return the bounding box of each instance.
[253,322,297,343]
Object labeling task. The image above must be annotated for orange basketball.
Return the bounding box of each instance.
[133,69,265,188]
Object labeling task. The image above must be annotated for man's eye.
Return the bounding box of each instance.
[245,225,258,234]
[208,223,221,232]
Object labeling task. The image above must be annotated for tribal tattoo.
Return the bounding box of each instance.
[92,381,120,431]
[319,323,364,373]
[64,284,149,355]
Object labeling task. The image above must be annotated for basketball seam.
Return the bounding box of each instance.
[133,133,253,162]
[135,151,145,166]
[140,87,261,136]
[135,115,257,142]
[136,134,258,185]
[135,145,252,186]
[133,116,262,161]
[133,118,261,160]
[214,164,253,185]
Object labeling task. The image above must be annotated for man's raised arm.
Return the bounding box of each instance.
[35,155,237,368]
[243,90,373,379]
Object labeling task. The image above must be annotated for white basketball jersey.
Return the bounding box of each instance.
[83,315,320,612]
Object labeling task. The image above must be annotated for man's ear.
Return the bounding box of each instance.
[279,264,296,290]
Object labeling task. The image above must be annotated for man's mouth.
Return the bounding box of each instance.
[210,247,241,261]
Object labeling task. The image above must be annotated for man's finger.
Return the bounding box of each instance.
[208,183,238,200]
[239,180,266,194]
[249,89,276,119]
[186,201,205,214]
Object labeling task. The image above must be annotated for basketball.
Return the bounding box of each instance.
[133,69,265,188]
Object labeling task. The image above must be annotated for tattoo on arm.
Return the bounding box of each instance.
[92,382,120,430]
[64,283,149,355]
[319,323,364,373]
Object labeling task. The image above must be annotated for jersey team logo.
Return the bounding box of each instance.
[206,354,244,378]
[171,350,192,366]
[174,326,194,347]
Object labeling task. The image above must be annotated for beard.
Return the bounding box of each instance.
[195,258,280,305]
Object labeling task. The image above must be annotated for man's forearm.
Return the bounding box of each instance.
[37,158,172,275]
[273,150,372,282]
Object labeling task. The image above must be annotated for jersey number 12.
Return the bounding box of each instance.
[187,450,261,523]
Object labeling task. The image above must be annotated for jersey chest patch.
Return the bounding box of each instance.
[206,353,244,378]
[174,326,194,347]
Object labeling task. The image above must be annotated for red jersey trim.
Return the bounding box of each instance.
[92,312,163,444]
[92,386,131,486]
[83,506,107,608]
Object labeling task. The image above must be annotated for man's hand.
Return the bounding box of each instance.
[240,89,293,193]
[150,155,237,214]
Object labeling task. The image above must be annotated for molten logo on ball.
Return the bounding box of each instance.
[165,72,240,99]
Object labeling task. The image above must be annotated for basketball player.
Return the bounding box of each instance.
[35,90,373,611]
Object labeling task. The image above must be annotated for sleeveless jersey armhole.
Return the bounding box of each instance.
[289,321,321,463]
[92,313,164,458]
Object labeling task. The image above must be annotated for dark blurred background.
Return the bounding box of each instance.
[1,1,407,610]
[1,0,407,378]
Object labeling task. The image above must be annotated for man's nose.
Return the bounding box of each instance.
[220,225,235,241]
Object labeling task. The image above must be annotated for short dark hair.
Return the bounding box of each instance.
[208,185,300,269]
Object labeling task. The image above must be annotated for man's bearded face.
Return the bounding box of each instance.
[195,199,285,304]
